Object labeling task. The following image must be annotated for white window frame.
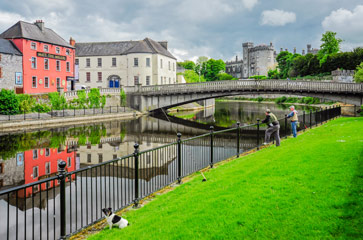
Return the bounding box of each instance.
[134,58,138,67]
[44,58,49,70]
[56,47,60,54]
[66,62,70,72]
[31,57,37,69]
[44,45,49,52]
[67,157,71,167]
[66,49,70,55]
[33,166,39,179]
[146,58,150,67]
[33,149,38,159]
[134,76,139,85]
[97,58,102,67]
[32,76,37,88]
[97,72,102,82]
[45,162,51,174]
[146,76,150,86]
[112,57,116,67]
[44,77,49,88]
[45,148,50,156]
[31,42,37,50]
[160,59,163,69]
[56,60,61,71]
[56,77,61,88]
[86,58,90,67]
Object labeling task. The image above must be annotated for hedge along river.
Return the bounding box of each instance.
[0,101,318,239]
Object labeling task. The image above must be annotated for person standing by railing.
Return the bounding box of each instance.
[262,109,280,146]
[287,105,298,137]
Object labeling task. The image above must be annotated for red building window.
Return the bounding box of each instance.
[44,45,49,52]
[31,42,37,50]
[56,47,60,54]
[33,149,38,159]
[45,162,51,174]
[32,76,37,88]
[56,60,60,71]
[98,72,102,82]
[56,78,60,88]
[44,77,49,88]
[31,57,37,69]
[86,72,91,82]
[66,62,70,72]
[44,59,49,70]
[33,166,39,179]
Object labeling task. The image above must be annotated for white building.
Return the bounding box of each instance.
[75,38,177,88]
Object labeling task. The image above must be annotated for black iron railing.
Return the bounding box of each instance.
[0,106,342,240]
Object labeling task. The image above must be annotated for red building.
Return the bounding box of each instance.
[0,20,75,94]
[20,147,76,197]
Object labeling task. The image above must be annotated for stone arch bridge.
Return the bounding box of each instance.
[125,80,363,112]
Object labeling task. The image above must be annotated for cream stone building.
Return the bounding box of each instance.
[75,38,177,88]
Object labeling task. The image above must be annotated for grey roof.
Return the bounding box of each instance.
[0,38,22,55]
[0,21,73,48]
[75,38,176,59]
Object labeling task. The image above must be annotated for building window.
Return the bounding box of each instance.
[75,59,79,65]
[113,154,117,159]
[168,61,171,70]
[45,148,50,156]
[146,76,150,86]
[56,78,60,88]
[160,59,163,68]
[56,47,60,54]
[169,77,171,84]
[56,60,61,71]
[112,57,116,67]
[66,62,70,72]
[0,163,3,173]
[134,76,139,85]
[98,154,103,163]
[86,72,91,82]
[173,63,175,71]
[32,76,37,88]
[134,58,138,67]
[33,167,39,179]
[98,72,102,82]
[98,143,102,149]
[31,57,37,69]
[33,149,38,159]
[44,77,49,88]
[44,45,49,52]
[67,157,71,167]
[86,58,90,67]
[44,58,49,70]
[146,58,150,67]
[161,76,163,84]
[45,162,51,174]
[87,144,91,149]
[66,49,70,55]
[31,42,37,50]
[87,154,91,163]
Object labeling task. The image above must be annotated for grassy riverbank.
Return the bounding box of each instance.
[88,117,363,240]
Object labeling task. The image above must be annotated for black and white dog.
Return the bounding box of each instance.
[102,208,129,229]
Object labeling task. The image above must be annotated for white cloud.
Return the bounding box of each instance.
[0,11,30,30]
[260,9,296,26]
[241,0,258,10]
[322,5,363,45]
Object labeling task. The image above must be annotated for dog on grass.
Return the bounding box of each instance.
[102,208,129,230]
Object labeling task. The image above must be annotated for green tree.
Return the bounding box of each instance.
[88,88,101,108]
[354,62,363,83]
[195,56,208,81]
[180,70,206,83]
[0,89,20,114]
[177,61,195,70]
[17,94,36,113]
[204,59,225,81]
[267,69,280,79]
[276,51,300,78]
[317,31,342,66]
[216,73,236,80]
[120,88,127,107]
[48,92,67,110]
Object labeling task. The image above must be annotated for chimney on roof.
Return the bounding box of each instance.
[70,37,76,46]
[236,55,238,61]
[293,47,296,54]
[302,49,305,55]
[158,41,168,50]
[35,20,44,32]
[270,42,273,47]
[280,48,283,52]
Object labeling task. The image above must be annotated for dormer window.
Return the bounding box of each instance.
[56,47,60,54]
[44,45,49,52]
[31,42,37,50]
[66,49,70,55]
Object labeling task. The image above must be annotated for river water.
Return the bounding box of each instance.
[0,101,317,239]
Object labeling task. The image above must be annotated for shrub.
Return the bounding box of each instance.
[32,103,51,113]
[354,62,363,83]
[250,75,267,80]
[77,90,88,109]
[120,88,127,107]
[101,95,106,108]
[17,94,36,113]
[216,73,236,80]
[88,88,101,108]
[182,70,206,83]
[257,97,264,103]
[267,69,280,79]
[48,92,67,110]
[0,89,20,114]
[275,96,287,104]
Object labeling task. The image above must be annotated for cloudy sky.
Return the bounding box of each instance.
[1,0,363,61]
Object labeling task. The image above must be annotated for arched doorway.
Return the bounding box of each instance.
[108,75,121,88]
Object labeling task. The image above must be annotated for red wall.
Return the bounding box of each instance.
[20,147,76,197]
[11,39,75,94]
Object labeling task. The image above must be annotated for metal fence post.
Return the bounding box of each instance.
[24,109,26,121]
[133,143,139,207]
[210,126,214,168]
[74,108,76,117]
[236,122,240,157]
[284,115,288,139]
[256,119,260,150]
[38,110,40,119]
[58,161,67,240]
[51,108,53,118]
[93,107,95,115]
[63,107,65,117]
[102,107,104,114]
[303,111,305,131]
[177,133,182,184]
[320,108,323,125]
[309,110,312,129]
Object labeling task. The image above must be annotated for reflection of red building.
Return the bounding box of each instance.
[0,20,75,94]
[20,147,76,197]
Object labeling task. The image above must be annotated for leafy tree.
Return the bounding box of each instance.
[216,73,236,80]
[204,59,225,81]
[354,62,363,83]
[88,88,101,108]
[48,92,67,110]
[77,90,88,109]
[195,56,209,81]
[177,61,195,70]
[317,31,342,66]
[17,94,36,113]
[267,69,280,79]
[120,88,127,106]
[0,89,20,114]
[250,75,267,80]
[181,70,206,83]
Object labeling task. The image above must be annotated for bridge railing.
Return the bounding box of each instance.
[130,80,363,95]
[0,106,342,239]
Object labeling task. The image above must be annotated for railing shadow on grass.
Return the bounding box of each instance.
[0,106,342,240]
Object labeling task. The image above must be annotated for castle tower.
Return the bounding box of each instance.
[242,42,253,78]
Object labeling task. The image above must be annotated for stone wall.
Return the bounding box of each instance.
[0,53,23,91]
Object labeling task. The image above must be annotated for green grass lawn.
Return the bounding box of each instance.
[88,117,363,240]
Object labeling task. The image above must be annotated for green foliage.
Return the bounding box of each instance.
[249,75,267,80]
[361,105,363,117]
[317,31,342,66]
[101,95,106,108]
[177,61,196,70]
[77,90,88,108]
[88,88,101,108]
[204,59,225,81]
[48,92,67,110]
[275,96,320,104]
[354,62,363,83]
[256,97,264,103]
[17,94,36,113]
[267,69,280,79]
[120,88,127,107]
[32,103,51,113]
[216,73,236,80]
[182,70,206,83]
[0,89,20,114]
[276,51,301,78]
